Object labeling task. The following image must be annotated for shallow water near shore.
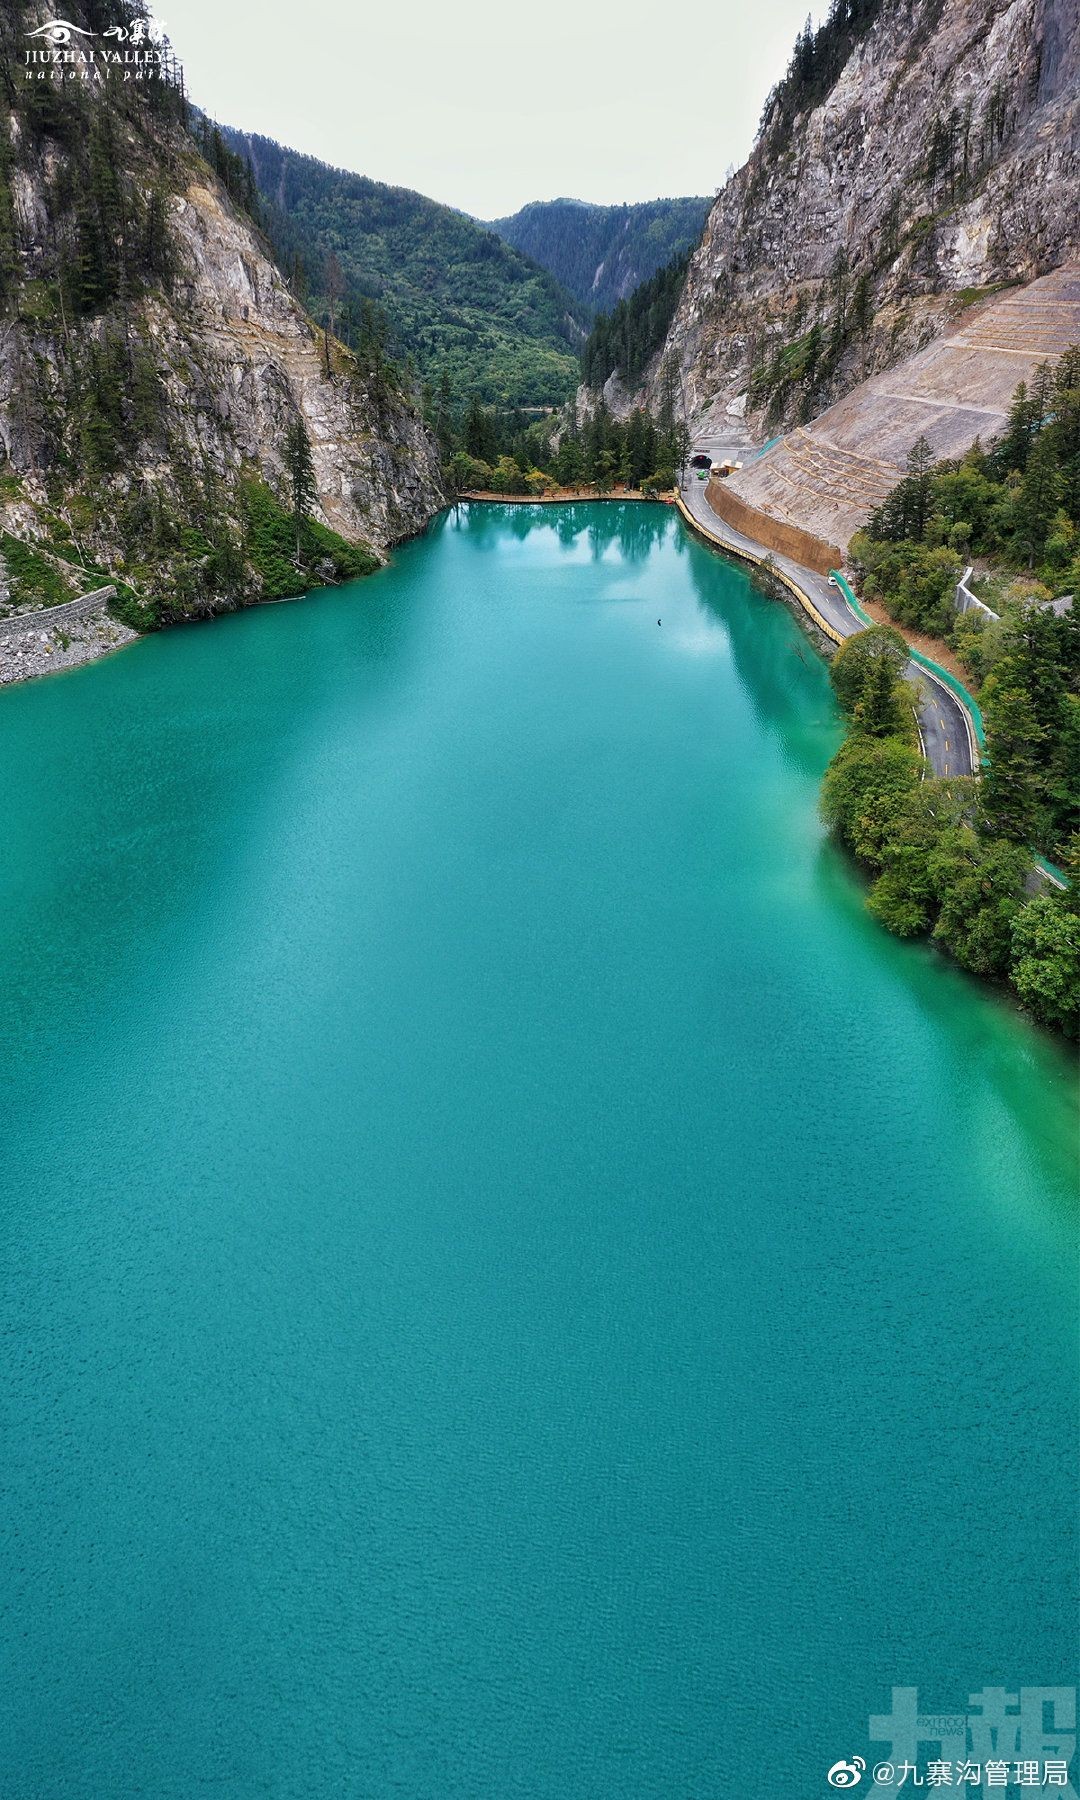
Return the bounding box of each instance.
[1,502,1075,1799]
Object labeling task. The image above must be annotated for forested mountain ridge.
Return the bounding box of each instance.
[579,255,691,394]
[488,197,711,316]
[0,0,443,668]
[221,129,589,409]
[636,0,1080,436]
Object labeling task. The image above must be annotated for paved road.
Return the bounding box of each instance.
[678,475,977,779]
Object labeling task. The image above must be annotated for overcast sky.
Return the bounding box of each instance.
[157,0,818,217]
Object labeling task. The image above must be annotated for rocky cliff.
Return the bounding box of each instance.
[160,174,443,548]
[648,0,1080,438]
[0,0,443,673]
[718,259,1080,555]
[488,197,712,315]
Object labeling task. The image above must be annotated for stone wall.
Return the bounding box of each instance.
[0,587,138,686]
[0,585,115,641]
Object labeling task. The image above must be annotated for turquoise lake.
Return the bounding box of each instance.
[1,502,1076,1798]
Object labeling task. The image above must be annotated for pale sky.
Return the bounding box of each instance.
[157,0,819,217]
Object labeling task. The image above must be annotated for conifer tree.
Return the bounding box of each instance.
[1014,432,1062,565]
[995,379,1037,475]
[285,416,317,565]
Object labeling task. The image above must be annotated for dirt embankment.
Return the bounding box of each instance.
[856,593,968,682]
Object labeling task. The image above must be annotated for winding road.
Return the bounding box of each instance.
[678,471,977,779]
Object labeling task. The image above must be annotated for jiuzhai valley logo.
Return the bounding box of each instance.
[23,14,172,82]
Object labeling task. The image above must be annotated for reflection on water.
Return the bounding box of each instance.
[0,499,1074,1800]
[453,497,675,564]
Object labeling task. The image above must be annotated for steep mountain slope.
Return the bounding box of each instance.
[648,0,1079,439]
[488,197,711,315]
[223,130,589,408]
[0,0,442,666]
[718,263,1080,556]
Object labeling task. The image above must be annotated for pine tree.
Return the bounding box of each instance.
[1013,431,1062,566]
[1029,359,1055,430]
[142,187,173,286]
[982,684,1046,842]
[851,271,872,340]
[556,431,582,488]
[285,416,317,565]
[659,354,678,436]
[996,380,1037,475]
[904,434,936,538]
[323,249,344,376]
[855,652,905,737]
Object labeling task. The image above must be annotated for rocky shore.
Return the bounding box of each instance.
[0,607,138,687]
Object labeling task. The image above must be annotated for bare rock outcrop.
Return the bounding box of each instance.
[650,0,1080,438]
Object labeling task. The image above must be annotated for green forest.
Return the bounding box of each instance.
[758,0,883,146]
[824,351,1080,1035]
[580,256,690,392]
[489,197,710,316]
[221,128,587,409]
[433,391,689,501]
[855,351,1080,630]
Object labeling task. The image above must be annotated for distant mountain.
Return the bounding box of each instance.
[487,197,712,315]
[222,130,588,409]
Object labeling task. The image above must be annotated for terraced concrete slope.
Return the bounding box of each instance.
[653,0,1079,442]
[721,265,1080,553]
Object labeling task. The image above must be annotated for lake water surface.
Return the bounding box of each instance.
[1,503,1076,1799]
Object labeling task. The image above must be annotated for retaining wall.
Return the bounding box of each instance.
[0,585,116,642]
[955,565,999,621]
[704,479,842,578]
[675,492,843,646]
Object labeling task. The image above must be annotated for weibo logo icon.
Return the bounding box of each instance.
[827,1759,866,1788]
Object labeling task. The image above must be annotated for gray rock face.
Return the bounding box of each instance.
[161,179,444,552]
[650,0,1080,435]
[0,99,444,653]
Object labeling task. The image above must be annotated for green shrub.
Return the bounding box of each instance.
[242,479,377,601]
[850,532,961,634]
[109,585,160,632]
[490,455,528,495]
[445,452,493,494]
[830,625,911,736]
[0,534,74,609]
[820,734,923,865]
[928,829,1030,977]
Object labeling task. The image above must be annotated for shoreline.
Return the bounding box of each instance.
[671,489,843,652]
[0,494,667,690]
[0,489,819,691]
[457,487,673,506]
[0,605,139,689]
[0,491,978,727]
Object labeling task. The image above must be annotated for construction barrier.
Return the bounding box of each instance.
[828,571,987,758]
